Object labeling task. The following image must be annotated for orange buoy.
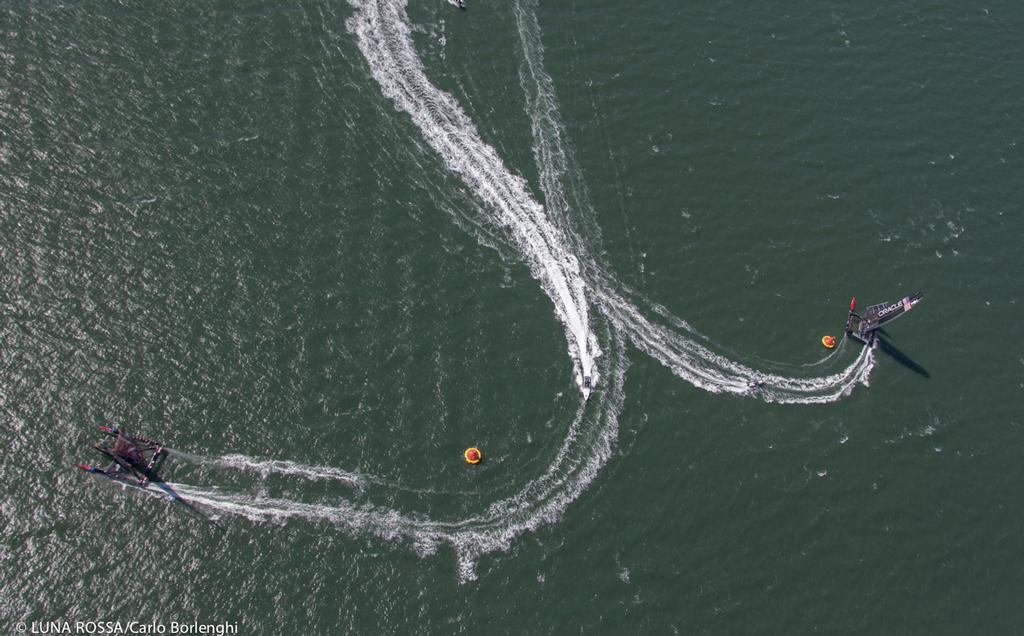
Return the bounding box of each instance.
[464,447,482,464]
[821,335,837,349]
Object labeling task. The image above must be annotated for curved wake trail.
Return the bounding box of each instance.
[171,328,628,581]
[510,0,875,403]
[346,0,600,394]
[162,0,876,580]
[600,287,875,402]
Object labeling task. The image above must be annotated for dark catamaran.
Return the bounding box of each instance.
[845,291,924,345]
[77,426,167,489]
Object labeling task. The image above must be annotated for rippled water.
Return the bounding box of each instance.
[3,0,1023,633]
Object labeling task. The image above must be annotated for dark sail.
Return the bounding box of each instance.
[846,291,923,344]
[862,291,924,328]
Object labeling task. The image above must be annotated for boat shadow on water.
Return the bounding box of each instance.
[151,482,220,526]
[875,330,930,379]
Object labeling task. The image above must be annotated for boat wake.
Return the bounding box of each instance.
[198,453,367,488]
[164,0,875,580]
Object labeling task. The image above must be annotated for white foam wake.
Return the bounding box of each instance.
[170,328,628,581]
[159,0,877,580]
[346,0,600,395]
[212,454,366,487]
[598,287,875,402]
[510,0,875,403]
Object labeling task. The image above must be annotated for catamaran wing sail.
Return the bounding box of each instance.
[863,291,924,328]
[846,291,923,344]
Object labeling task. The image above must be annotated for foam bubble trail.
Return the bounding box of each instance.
[346,0,600,395]
[597,286,875,402]
[166,0,875,580]
[210,454,366,487]
[180,452,467,497]
[169,326,628,581]
[168,449,366,487]
[511,0,875,403]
